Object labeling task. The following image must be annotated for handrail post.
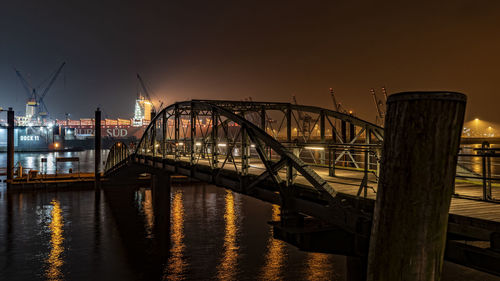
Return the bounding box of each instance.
[367,92,466,281]
[320,110,326,164]
[190,103,196,166]
[174,104,180,161]
[286,105,293,182]
[162,111,167,159]
[329,147,336,177]
[211,109,218,168]
[481,141,491,201]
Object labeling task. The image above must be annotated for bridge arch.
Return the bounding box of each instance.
[129,100,383,198]
[104,141,130,174]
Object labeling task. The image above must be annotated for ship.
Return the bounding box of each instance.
[0,95,152,152]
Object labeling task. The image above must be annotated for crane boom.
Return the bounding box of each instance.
[292,95,304,120]
[136,73,157,112]
[14,69,34,98]
[381,86,388,101]
[371,88,383,119]
[38,62,66,116]
[329,88,339,112]
[39,62,65,100]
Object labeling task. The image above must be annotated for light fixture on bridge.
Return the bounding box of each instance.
[304,146,324,150]
[218,143,227,147]
[251,144,255,148]
[177,142,184,146]
[195,142,202,146]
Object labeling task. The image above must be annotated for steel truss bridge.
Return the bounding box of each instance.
[104,100,500,276]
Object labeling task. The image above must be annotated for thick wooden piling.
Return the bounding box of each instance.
[367,92,466,281]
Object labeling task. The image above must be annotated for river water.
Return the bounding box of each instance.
[0,151,499,280]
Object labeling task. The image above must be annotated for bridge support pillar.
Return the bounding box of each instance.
[367,92,466,281]
[151,173,171,249]
[280,186,303,228]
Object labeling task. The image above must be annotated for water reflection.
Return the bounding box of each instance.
[141,189,154,238]
[217,190,239,281]
[260,204,286,281]
[0,150,109,175]
[165,190,186,280]
[305,253,334,281]
[46,199,64,281]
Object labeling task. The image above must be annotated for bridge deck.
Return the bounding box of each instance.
[170,156,500,223]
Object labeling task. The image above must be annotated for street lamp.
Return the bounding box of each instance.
[474,118,480,136]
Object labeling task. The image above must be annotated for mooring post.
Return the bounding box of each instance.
[367,92,466,281]
[7,108,14,184]
[95,108,101,190]
[152,173,171,253]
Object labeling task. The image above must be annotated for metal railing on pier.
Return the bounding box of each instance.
[455,142,500,202]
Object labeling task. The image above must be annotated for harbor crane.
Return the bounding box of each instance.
[136,74,164,113]
[292,95,313,137]
[371,87,387,126]
[329,88,353,115]
[14,62,66,120]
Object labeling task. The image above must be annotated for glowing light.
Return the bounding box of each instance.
[142,189,154,238]
[54,142,60,148]
[217,190,238,280]
[250,144,255,148]
[177,142,184,146]
[260,205,285,280]
[475,118,480,121]
[304,146,324,150]
[155,143,160,148]
[218,143,227,147]
[306,253,333,281]
[46,199,64,280]
[166,190,186,280]
[195,142,202,146]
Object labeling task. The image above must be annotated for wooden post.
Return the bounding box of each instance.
[367,92,466,281]
[95,108,101,190]
[7,108,14,183]
[152,173,171,254]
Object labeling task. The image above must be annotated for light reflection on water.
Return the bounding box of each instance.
[217,190,239,281]
[0,150,108,174]
[165,190,186,280]
[137,188,154,238]
[306,253,336,281]
[260,205,286,281]
[1,170,496,280]
[46,199,64,281]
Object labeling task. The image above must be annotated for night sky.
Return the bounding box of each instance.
[1,0,499,123]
